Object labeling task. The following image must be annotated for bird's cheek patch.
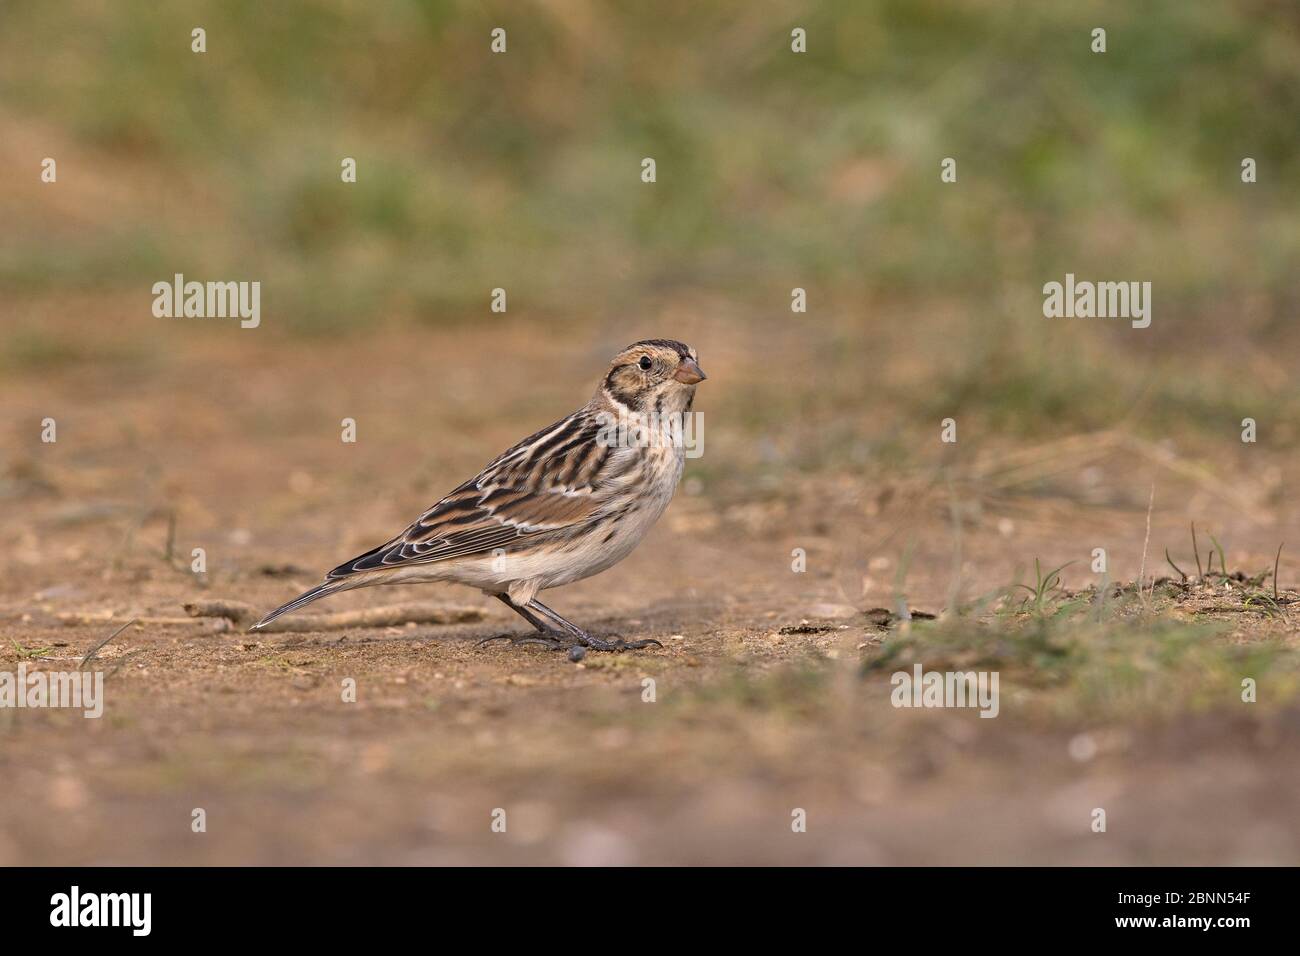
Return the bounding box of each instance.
[612,366,641,389]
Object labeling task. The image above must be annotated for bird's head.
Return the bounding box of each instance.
[599,339,706,414]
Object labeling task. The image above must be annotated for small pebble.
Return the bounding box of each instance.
[568,646,587,663]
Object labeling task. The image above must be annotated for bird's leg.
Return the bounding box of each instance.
[525,599,663,652]
[494,593,555,633]
[476,594,567,649]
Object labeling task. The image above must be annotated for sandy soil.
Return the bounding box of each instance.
[2,313,1297,865]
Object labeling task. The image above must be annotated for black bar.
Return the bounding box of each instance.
[0,866,1284,941]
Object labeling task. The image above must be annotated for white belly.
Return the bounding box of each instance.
[442,442,684,598]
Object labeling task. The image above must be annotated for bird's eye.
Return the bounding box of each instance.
[638,356,653,371]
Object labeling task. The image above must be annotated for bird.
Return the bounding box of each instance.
[250,339,706,652]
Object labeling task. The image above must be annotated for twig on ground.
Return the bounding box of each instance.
[1274,543,1284,603]
[56,612,196,626]
[1191,522,1204,581]
[1165,549,1187,582]
[183,600,486,632]
[1137,482,1154,609]
[80,619,136,669]
[181,600,260,624]
[892,537,916,629]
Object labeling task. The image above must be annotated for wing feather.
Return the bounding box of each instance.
[326,410,622,580]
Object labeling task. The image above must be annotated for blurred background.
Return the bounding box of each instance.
[1,1,1298,865]
[5,1,1299,440]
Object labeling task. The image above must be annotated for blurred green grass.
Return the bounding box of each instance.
[2,0,1298,439]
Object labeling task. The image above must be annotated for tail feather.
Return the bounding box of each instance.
[250,580,349,631]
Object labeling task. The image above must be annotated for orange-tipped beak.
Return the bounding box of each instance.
[674,357,707,384]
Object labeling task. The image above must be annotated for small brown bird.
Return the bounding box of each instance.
[251,339,706,652]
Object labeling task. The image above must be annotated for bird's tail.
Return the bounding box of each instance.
[250,580,351,631]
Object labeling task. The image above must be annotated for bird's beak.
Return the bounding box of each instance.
[674,357,707,384]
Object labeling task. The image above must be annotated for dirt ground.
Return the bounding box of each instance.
[2,312,1297,865]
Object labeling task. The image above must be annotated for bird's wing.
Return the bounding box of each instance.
[326,409,625,579]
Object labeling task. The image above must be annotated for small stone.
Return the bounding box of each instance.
[568,646,587,663]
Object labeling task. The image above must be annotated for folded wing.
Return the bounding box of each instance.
[326,411,619,579]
